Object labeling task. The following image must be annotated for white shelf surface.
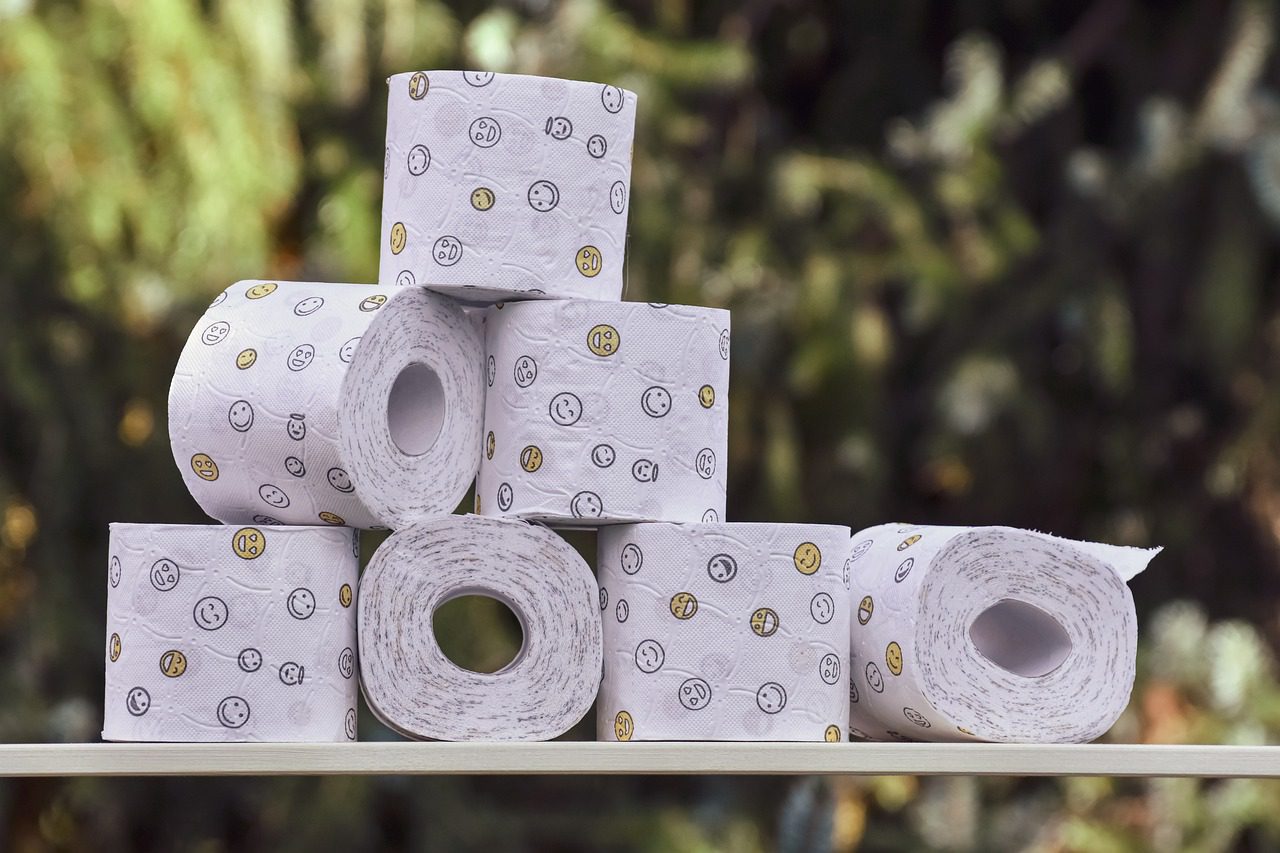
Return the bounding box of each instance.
[0,743,1277,777]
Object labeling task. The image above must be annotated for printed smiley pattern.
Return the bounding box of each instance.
[168,280,484,529]
[846,523,1156,743]
[380,71,637,302]
[597,522,852,742]
[478,300,730,526]
[103,523,359,742]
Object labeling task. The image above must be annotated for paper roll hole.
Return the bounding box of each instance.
[969,599,1072,678]
[387,362,446,457]
[433,592,525,674]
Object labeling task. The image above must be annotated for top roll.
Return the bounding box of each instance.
[169,280,484,529]
[847,524,1159,743]
[379,71,637,303]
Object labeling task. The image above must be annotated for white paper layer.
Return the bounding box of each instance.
[358,514,603,741]
[847,524,1160,743]
[380,71,637,303]
[104,523,359,742]
[477,300,730,526]
[597,522,852,742]
[168,280,484,529]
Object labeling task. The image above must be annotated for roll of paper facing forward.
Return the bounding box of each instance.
[358,514,603,741]
[847,524,1160,743]
[477,300,730,526]
[104,524,359,742]
[380,71,637,303]
[597,522,852,742]
[169,280,484,529]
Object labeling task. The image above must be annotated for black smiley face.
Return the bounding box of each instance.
[150,559,180,592]
[287,344,316,371]
[640,387,672,417]
[193,596,229,630]
[549,392,583,426]
[635,639,664,673]
[679,677,711,710]
[217,695,250,728]
[287,588,316,619]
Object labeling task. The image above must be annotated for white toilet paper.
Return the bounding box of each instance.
[846,524,1161,743]
[477,300,730,526]
[358,514,602,741]
[597,522,852,742]
[169,280,484,529]
[103,523,359,742]
[379,70,637,303]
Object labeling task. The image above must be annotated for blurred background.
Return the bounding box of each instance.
[2,0,1280,849]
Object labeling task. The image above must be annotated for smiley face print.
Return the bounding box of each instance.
[407,72,428,100]
[707,553,737,582]
[238,647,263,672]
[496,483,514,512]
[756,682,787,714]
[389,222,407,255]
[613,710,634,741]
[236,348,257,369]
[527,180,559,212]
[569,490,602,518]
[669,592,698,620]
[432,235,463,266]
[193,596,229,630]
[825,724,843,743]
[471,187,496,211]
[898,534,921,551]
[201,321,231,346]
[894,557,914,583]
[339,583,353,608]
[750,607,779,637]
[228,400,254,432]
[190,453,219,481]
[338,647,355,679]
[620,543,643,575]
[109,632,121,662]
[857,595,874,625]
[610,180,627,214]
[245,282,278,299]
[486,431,495,460]
[575,245,602,278]
[287,587,316,620]
[258,484,290,509]
[679,677,712,711]
[819,653,841,685]
[513,355,537,387]
[886,641,904,676]
[810,592,835,624]
[407,144,431,175]
[469,116,502,148]
[462,70,494,87]
[159,649,187,678]
[109,555,122,588]
[631,459,658,482]
[794,542,821,575]
[718,329,731,360]
[640,386,672,418]
[285,456,306,478]
[634,639,665,673]
[327,467,355,493]
[549,392,583,426]
[591,443,616,468]
[287,414,306,440]
[866,661,884,692]
[903,707,931,728]
[231,527,265,560]
[694,448,716,479]
[698,385,715,408]
[126,686,151,717]
[278,661,305,686]
[359,294,387,312]
[586,134,607,159]
[150,558,180,591]
[287,344,315,372]
[217,695,251,729]
[601,84,625,113]
[520,445,543,473]
[586,324,619,356]
[544,115,573,140]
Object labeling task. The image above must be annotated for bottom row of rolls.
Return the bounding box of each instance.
[103,518,1158,743]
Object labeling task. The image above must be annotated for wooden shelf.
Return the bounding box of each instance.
[0,743,1276,777]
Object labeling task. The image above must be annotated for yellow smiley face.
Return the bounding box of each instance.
[471,187,495,211]
[231,527,266,560]
[957,726,975,736]
[236,348,257,369]
[390,222,407,255]
[159,649,188,678]
[794,542,821,575]
[614,710,634,742]
[698,385,715,408]
[408,72,429,100]
[360,294,388,312]
[473,493,481,514]
[109,633,121,662]
[319,511,345,525]
[520,445,543,473]
[246,282,278,299]
[857,595,874,625]
[825,724,843,743]
[575,245,602,278]
[886,641,904,676]
[898,534,921,551]
[749,607,779,637]
[339,583,353,608]
[586,324,620,356]
[669,592,698,620]
[486,431,495,460]
[190,453,219,481]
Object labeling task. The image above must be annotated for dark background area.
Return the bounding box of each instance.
[2,0,1279,849]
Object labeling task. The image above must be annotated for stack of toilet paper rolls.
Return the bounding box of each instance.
[107,68,1157,747]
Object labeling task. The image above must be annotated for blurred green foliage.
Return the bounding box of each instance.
[2,0,1280,849]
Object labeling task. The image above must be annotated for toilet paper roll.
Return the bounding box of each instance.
[380,70,637,303]
[103,523,359,742]
[477,300,730,526]
[168,280,484,529]
[597,522,852,742]
[358,514,602,741]
[846,524,1161,743]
